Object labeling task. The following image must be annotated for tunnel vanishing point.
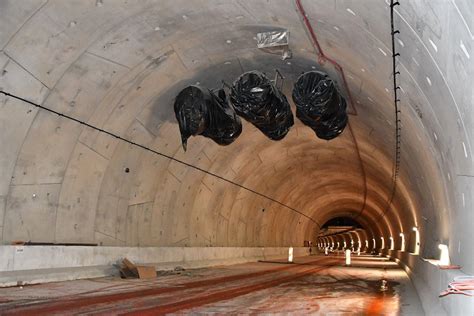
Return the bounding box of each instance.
[0,0,473,315]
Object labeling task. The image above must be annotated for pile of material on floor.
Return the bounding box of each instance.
[118,258,156,279]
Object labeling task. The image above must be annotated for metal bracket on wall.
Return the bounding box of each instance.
[272,69,285,90]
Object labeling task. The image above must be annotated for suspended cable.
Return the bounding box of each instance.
[0,90,320,227]
[380,0,402,219]
[390,0,402,181]
[294,0,368,223]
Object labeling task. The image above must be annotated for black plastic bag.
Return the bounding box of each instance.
[314,107,348,140]
[174,85,242,150]
[292,71,342,120]
[296,92,347,140]
[230,71,294,140]
[204,89,242,145]
[292,71,347,140]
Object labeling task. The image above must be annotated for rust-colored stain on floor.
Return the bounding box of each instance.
[0,254,421,315]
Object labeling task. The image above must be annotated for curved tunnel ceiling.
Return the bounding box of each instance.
[0,0,472,274]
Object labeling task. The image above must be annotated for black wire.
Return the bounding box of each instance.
[0,90,320,227]
[379,0,401,220]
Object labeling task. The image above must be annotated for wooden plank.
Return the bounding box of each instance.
[136,266,156,279]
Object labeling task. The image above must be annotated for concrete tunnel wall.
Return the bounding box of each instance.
[0,0,472,313]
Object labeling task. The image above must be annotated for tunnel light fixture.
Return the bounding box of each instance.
[412,227,420,255]
[399,233,405,252]
[380,237,385,250]
[389,236,394,250]
[343,241,347,249]
[337,242,340,249]
[372,238,376,249]
[288,247,294,263]
[365,240,368,248]
[438,244,450,266]
[345,249,351,265]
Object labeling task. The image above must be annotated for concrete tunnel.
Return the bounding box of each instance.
[0,0,472,314]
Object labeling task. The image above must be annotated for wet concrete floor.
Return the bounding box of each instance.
[0,254,424,315]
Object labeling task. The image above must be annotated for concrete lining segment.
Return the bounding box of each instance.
[0,245,311,287]
[1,90,322,230]
[0,0,454,249]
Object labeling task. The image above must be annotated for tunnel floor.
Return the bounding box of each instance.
[0,254,424,315]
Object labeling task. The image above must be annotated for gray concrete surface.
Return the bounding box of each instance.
[0,245,310,287]
[0,0,472,314]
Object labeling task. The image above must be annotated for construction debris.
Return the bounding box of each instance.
[256,30,289,48]
[119,258,156,279]
[440,276,474,297]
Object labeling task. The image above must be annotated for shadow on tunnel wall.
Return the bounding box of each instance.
[146,53,340,136]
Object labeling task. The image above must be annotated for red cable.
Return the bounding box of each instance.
[295,0,357,115]
[294,0,367,221]
[440,276,474,297]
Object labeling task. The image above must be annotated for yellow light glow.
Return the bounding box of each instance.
[438,244,450,266]
[345,249,351,265]
[399,233,405,252]
[412,227,420,255]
